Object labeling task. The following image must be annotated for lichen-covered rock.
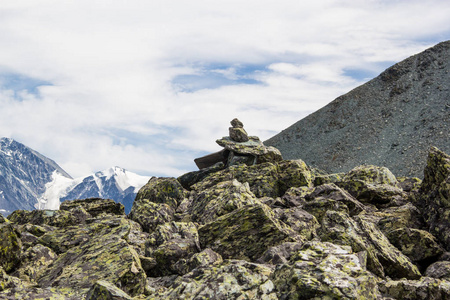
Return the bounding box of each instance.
[425,261,450,279]
[217,136,282,163]
[7,209,85,227]
[0,266,25,292]
[192,162,281,198]
[11,244,57,283]
[256,242,304,265]
[173,248,223,275]
[373,203,425,234]
[187,179,260,224]
[272,207,319,240]
[60,198,125,217]
[386,228,444,266]
[135,177,185,210]
[85,280,132,300]
[145,222,200,276]
[177,162,225,190]
[397,176,422,192]
[0,286,83,299]
[129,201,175,233]
[199,203,300,261]
[277,159,313,194]
[153,260,277,299]
[272,241,381,299]
[38,215,132,254]
[418,146,450,250]
[0,223,22,272]
[319,210,421,279]
[379,277,450,300]
[337,165,406,207]
[314,172,345,186]
[37,219,146,297]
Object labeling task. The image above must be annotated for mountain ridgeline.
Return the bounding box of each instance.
[266,40,450,178]
[0,138,149,215]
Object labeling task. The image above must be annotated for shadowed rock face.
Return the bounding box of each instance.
[266,40,450,178]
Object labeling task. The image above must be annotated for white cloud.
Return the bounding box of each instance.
[0,0,449,177]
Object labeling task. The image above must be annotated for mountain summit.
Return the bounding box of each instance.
[266,41,450,178]
[0,138,149,215]
[0,137,72,215]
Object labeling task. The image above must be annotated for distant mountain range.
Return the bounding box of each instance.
[0,137,149,216]
[266,40,450,178]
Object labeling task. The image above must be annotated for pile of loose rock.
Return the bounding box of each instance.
[0,124,449,299]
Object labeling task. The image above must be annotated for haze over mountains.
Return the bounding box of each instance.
[0,137,149,216]
[267,40,450,178]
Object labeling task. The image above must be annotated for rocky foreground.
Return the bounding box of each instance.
[1,141,449,298]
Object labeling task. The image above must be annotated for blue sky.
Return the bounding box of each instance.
[0,0,450,178]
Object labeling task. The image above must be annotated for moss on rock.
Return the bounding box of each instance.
[0,223,22,273]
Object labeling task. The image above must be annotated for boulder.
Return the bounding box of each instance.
[129,201,175,234]
[85,280,132,300]
[417,146,450,250]
[386,228,444,267]
[11,244,57,283]
[154,260,277,299]
[199,203,300,261]
[319,210,421,279]
[192,162,281,198]
[7,209,86,227]
[60,198,125,217]
[145,221,200,276]
[337,165,406,207]
[425,261,450,279]
[187,179,260,224]
[272,241,381,299]
[256,242,304,265]
[277,159,313,194]
[177,162,225,190]
[173,248,223,275]
[134,177,185,210]
[37,216,146,297]
[379,277,450,300]
[272,207,319,240]
[0,223,22,272]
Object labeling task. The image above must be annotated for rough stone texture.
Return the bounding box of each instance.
[0,223,22,272]
[266,41,450,178]
[229,127,249,142]
[337,165,406,207]
[277,159,313,194]
[386,227,444,266]
[11,244,57,283]
[7,209,86,227]
[145,222,200,276]
[379,277,450,300]
[319,210,421,279]
[153,260,277,300]
[417,146,450,250]
[177,162,225,190]
[85,280,132,300]
[186,179,259,224]
[425,261,450,279]
[272,241,381,299]
[59,198,125,217]
[134,177,185,210]
[37,217,146,297]
[199,203,300,261]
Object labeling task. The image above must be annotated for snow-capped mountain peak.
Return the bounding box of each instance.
[39,166,150,213]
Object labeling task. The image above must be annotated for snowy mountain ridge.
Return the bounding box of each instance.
[0,137,150,215]
[38,166,150,212]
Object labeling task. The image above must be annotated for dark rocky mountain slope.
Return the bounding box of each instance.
[266,40,450,178]
[1,124,449,299]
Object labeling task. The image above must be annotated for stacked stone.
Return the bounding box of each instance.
[229,118,249,142]
[193,119,283,170]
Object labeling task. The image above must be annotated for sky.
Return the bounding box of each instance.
[0,0,449,178]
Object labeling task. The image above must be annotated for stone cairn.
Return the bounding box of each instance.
[194,118,282,169]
